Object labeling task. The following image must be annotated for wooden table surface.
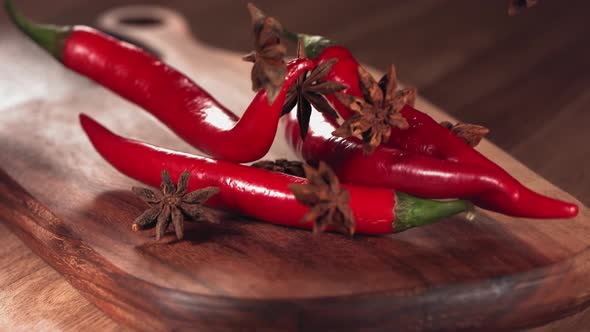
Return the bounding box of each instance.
[1,1,589,330]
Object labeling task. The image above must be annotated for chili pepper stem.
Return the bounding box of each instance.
[5,0,70,60]
[282,29,299,42]
[393,193,470,232]
[282,29,334,60]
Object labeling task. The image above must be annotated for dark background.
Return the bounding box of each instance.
[1,0,589,203]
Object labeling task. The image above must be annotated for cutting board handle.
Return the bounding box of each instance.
[96,5,217,63]
[97,5,192,44]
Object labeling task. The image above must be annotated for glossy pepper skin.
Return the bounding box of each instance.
[288,33,578,218]
[284,111,519,200]
[80,114,468,234]
[6,2,315,164]
[388,105,579,218]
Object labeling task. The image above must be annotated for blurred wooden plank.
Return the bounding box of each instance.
[0,224,120,331]
[449,35,590,155]
[420,1,589,114]
[510,90,590,203]
[349,0,580,86]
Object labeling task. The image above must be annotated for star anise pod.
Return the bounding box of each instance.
[440,121,490,147]
[332,64,415,155]
[242,3,287,105]
[132,170,220,241]
[282,40,346,139]
[508,0,539,16]
[288,161,355,236]
[251,158,305,177]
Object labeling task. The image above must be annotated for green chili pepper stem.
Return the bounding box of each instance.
[282,29,299,42]
[393,192,472,232]
[5,0,71,60]
[282,29,335,60]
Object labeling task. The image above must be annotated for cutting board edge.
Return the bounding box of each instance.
[2,168,590,331]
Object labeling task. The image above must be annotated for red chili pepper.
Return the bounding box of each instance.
[9,2,576,220]
[390,106,579,218]
[283,111,519,200]
[79,114,468,234]
[285,32,578,218]
[6,2,315,164]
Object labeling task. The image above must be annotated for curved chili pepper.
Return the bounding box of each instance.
[390,106,579,218]
[283,111,519,200]
[285,32,578,218]
[79,114,468,234]
[6,1,315,164]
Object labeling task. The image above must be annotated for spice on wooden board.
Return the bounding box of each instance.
[242,3,287,104]
[132,170,220,240]
[440,121,490,147]
[251,158,305,177]
[282,40,346,139]
[332,64,415,155]
[288,161,355,236]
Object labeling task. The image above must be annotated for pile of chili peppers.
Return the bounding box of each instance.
[6,1,578,240]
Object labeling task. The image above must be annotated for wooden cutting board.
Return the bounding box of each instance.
[1,5,590,331]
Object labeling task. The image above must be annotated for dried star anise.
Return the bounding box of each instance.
[132,170,220,241]
[440,121,490,147]
[508,0,538,16]
[282,40,346,139]
[288,161,355,236]
[332,64,416,154]
[251,159,306,177]
[242,3,287,105]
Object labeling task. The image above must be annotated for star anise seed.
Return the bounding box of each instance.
[242,3,287,105]
[282,39,346,140]
[288,161,355,236]
[132,170,220,241]
[332,64,413,155]
[251,159,306,177]
[440,121,490,147]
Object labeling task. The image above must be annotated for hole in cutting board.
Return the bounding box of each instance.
[98,28,162,58]
[118,16,163,27]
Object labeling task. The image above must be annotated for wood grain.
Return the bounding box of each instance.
[1,1,590,331]
[0,224,123,331]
